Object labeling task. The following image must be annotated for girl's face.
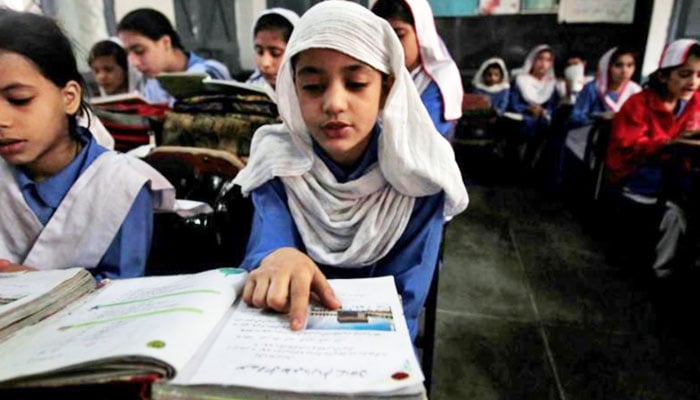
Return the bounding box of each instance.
[0,51,81,180]
[608,53,635,86]
[665,55,700,101]
[119,31,170,78]
[531,50,553,78]
[294,48,386,166]
[387,18,420,71]
[90,55,127,95]
[254,29,287,88]
[483,66,503,86]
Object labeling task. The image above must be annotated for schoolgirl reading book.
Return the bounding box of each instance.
[233,1,468,340]
[117,8,231,105]
[246,8,299,93]
[0,10,174,279]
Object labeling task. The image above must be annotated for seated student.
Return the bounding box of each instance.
[0,10,175,280]
[372,0,463,138]
[117,8,231,105]
[606,39,700,279]
[471,57,510,115]
[556,50,592,105]
[233,1,469,341]
[88,40,130,97]
[246,8,299,93]
[508,44,560,168]
[569,46,641,129]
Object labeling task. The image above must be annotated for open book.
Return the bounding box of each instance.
[89,91,158,107]
[0,270,424,398]
[0,268,94,340]
[156,72,276,102]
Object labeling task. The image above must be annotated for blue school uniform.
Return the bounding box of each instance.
[421,80,456,138]
[568,81,617,129]
[474,87,510,115]
[508,82,560,137]
[141,52,231,105]
[13,127,153,280]
[241,126,445,340]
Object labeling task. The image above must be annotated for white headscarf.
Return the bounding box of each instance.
[472,57,510,93]
[234,1,468,268]
[514,44,557,105]
[659,38,700,69]
[595,47,641,112]
[401,0,463,121]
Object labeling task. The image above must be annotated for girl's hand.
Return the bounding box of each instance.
[0,259,36,272]
[242,248,341,331]
[527,104,544,118]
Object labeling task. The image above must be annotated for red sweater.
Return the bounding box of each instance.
[606,90,700,182]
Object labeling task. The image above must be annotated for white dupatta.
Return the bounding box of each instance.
[233,1,468,268]
[514,44,557,106]
[595,47,641,113]
[472,57,510,94]
[403,0,464,121]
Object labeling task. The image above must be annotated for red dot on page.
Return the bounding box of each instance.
[391,372,410,380]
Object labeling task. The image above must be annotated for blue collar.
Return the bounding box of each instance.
[14,128,103,208]
[187,52,204,69]
[312,125,380,183]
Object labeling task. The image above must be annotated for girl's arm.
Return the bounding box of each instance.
[375,193,445,341]
[420,80,456,137]
[95,185,153,280]
[569,83,597,128]
[240,180,340,330]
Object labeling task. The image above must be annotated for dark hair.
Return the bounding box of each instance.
[566,50,585,62]
[254,13,295,43]
[608,46,637,67]
[0,9,89,135]
[646,43,700,98]
[371,0,414,26]
[485,62,504,75]
[117,8,184,50]
[88,40,128,74]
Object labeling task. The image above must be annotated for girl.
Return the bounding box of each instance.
[508,44,560,138]
[569,47,641,129]
[88,40,130,97]
[606,39,700,278]
[246,8,299,92]
[0,10,174,279]
[472,57,510,115]
[117,8,231,105]
[372,0,463,138]
[233,1,468,340]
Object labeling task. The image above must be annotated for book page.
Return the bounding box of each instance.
[0,268,88,313]
[175,276,423,395]
[0,268,247,384]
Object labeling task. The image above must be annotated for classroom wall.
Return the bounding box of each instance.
[641,0,674,78]
[434,0,654,86]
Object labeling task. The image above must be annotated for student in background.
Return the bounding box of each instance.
[233,1,468,341]
[88,40,130,97]
[606,39,700,279]
[471,57,510,115]
[0,10,175,279]
[246,8,299,92]
[569,46,641,129]
[372,0,463,138]
[557,50,591,105]
[508,44,560,168]
[117,8,231,105]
